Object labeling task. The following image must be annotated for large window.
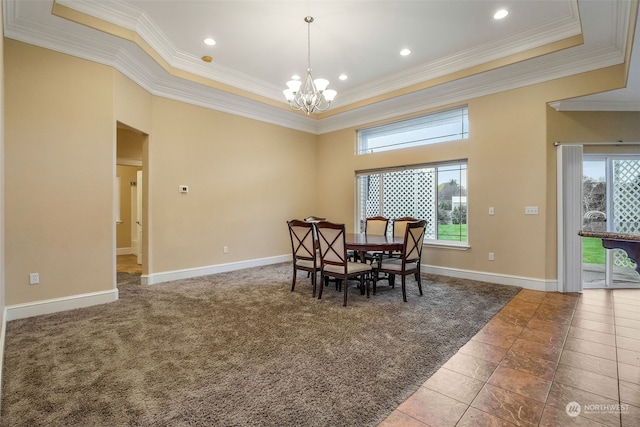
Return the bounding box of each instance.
[357,106,468,155]
[356,161,468,244]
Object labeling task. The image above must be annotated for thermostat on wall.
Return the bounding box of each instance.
[179,185,189,193]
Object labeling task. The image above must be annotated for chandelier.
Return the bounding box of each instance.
[283,16,337,115]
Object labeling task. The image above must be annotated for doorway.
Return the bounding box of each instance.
[582,155,640,289]
[116,123,147,276]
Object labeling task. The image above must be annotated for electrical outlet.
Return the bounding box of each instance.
[489,207,495,215]
[488,253,495,261]
[29,273,40,285]
[223,246,228,254]
[525,206,539,215]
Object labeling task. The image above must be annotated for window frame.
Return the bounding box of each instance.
[355,159,469,248]
[357,105,469,155]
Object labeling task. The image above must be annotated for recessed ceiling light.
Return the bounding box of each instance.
[339,74,348,81]
[291,74,300,80]
[493,9,509,20]
[400,48,411,56]
[203,38,216,46]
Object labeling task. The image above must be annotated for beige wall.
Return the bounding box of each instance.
[117,128,144,160]
[4,39,317,305]
[547,110,640,145]
[5,40,115,305]
[3,36,636,307]
[114,73,152,135]
[148,96,317,273]
[316,65,632,282]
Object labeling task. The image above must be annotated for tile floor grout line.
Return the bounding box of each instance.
[448,291,541,426]
[533,293,577,426]
[471,293,546,427]
[613,291,624,427]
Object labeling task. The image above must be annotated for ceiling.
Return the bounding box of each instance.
[3,0,639,134]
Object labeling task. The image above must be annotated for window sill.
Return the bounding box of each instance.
[423,241,470,250]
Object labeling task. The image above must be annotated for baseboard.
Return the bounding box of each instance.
[142,255,291,285]
[117,247,133,255]
[5,289,120,321]
[143,256,558,291]
[421,264,558,292]
[2,259,556,322]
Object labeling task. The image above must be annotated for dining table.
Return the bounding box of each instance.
[345,233,404,263]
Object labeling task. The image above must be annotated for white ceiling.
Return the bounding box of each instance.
[3,0,639,134]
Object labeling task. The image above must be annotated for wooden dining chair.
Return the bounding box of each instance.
[314,221,373,306]
[388,216,418,258]
[377,220,426,302]
[287,219,320,297]
[365,216,389,236]
[357,216,390,264]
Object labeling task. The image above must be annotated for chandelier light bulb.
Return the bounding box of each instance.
[286,80,302,93]
[323,90,337,102]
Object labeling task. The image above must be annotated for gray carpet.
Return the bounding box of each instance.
[1,263,521,426]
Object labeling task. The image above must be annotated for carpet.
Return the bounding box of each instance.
[1,263,520,426]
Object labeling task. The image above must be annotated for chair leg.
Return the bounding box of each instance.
[389,274,396,288]
[343,278,348,307]
[318,275,325,300]
[311,271,317,298]
[372,271,377,295]
[401,275,407,302]
[365,273,371,298]
[416,271,423,296]
[291,267,297,292]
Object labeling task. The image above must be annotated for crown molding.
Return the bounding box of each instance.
[55,0,284,102]
[336,1,583,106]
[317,44,628,133]
[549,100,640,111]
[4,0,636,135]
[54,0,585,108]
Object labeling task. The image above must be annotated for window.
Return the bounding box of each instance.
[357,106,468,155]
[356,161,468,244]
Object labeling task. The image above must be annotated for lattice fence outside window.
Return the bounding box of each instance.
[358,162,465,242]
[362,169,435,236]
[613,159,640,270]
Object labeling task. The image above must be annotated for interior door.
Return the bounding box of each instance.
[136,170,143,265]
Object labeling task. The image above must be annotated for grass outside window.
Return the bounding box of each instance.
[583,237,605,264]
[437,224,467,242]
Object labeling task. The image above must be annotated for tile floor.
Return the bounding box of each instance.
[379,287,640,427]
